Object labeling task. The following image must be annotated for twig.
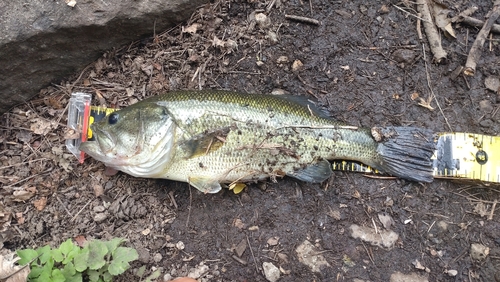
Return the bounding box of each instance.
[450,6,478,23]
[488,199,498,221]
[454,16,500,34]
[70,200,92,222]
[56,196,74,218]
[463,1,500,76]
[285,14,320,26]
[393,5,431,23]
[0,253,42,281]
[186,185,192,228]
[422,44,453,131]
[416,0,447,63]
[246,234,259,273]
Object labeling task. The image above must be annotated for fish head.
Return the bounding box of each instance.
[80,102,177,176]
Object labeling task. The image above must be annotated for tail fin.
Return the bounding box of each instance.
[371,126,436,183]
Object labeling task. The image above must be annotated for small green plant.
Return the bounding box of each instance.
[16,238,139,282]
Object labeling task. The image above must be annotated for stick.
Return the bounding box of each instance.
[285,14,320,26]
[450,6,478,23]
[457,16,500,34]
[416,0,447,63]
[463,1,500,76]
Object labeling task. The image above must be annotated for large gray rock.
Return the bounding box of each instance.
[0,0,205,113]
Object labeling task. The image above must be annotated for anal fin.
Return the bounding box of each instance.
[287,160,333,183]
[188,176,222,193]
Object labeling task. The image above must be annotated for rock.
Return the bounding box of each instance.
[255,13,271,28]
[479,100,493,113]
[295,240,331,272]
[470,243,490,260]
[349,224,399,249]
[392,49,415,64]
[485,76,500,93]
[263,262,280,282]
[0,0,205,114]
[390,271,428,282]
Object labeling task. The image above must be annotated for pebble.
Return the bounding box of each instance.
[255,13,271,28]
[292,60,303,72]
[392,49,415,64]
[295,240,331,272]
[479,119,493,128]
[153,253,162,263]
[350,224,399,249]
[390,271,428,282]
[267,30,278,44]
[263,262,280,282]
[176,241,185,250]
[93,205,106,212]
[479,100,493,112]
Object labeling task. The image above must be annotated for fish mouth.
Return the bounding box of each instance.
[91,125,117,154]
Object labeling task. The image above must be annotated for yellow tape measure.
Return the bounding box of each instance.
[331,133,500,183]
[433,132,500,182]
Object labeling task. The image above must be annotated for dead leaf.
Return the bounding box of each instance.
[234,239,247,257]
[233,218,245,229]
[12,190,36,202]
[182,23,201,34]
[33,197,47,211]
[63,128,80,140]
[0,251,30,282]
[267,236,280,246]
[378,213,395,230]
[30,118,58,135]
[431,3,456,38]
[74,235,87,247]
[15,213,25,225]
[212,36,225,48]
[93,184,104,197]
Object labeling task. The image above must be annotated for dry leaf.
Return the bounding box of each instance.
[33,197,47,211]
[0,252,30,282]
[30,118,58,135]
[15,213,25,225]
[233,218,245,229]
[74,235,87,247]
[212,36,225,48]
[378,213,395,230]
[12,190,35,202]
[93,184,104,197]
[182,23,201,34]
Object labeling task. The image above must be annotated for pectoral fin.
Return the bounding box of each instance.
[287,160,333,183]
[188,176,222,193]
[183,130,228,159]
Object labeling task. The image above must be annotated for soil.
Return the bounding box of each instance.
[1,0,500,281]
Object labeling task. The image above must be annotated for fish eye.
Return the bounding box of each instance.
[108,113,119,125]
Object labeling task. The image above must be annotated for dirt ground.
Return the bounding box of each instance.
[1,0,500,281]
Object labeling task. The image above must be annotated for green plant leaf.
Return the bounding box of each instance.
[108,246,138,275]
[87,269,101,282]
[28,265,43,279]
[59,239,76,256]
[51,268,66,282]
[135,265,146,277]
[144,268,162,282]
[103,238,124,253]
[87,240,108,270]
[73,247,89,272]
[16,249,39,265]
[37,245,52,264]
[102,270,113,282]
[61,261,77,278]
[65,273,83,282]
[52,248,64,263]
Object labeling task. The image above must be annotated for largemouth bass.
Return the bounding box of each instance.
[79,90,435,193]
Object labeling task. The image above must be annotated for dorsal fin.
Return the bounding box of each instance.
[277,95,332,119]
